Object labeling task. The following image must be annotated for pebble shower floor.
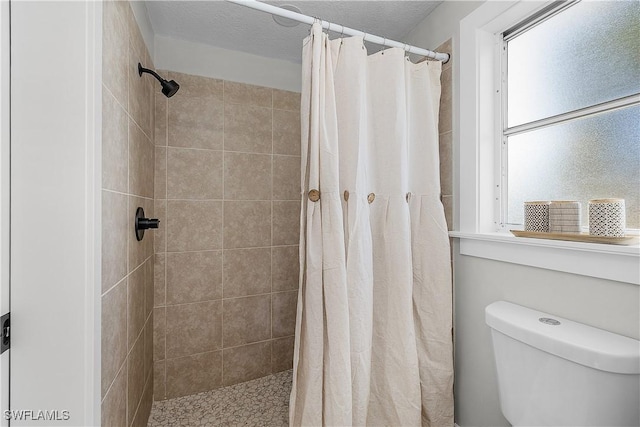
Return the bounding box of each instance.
[148,370,292,426]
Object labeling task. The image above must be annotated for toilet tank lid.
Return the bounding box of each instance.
[485,301,640,374]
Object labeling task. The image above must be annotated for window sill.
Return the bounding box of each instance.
[449,231,640,285]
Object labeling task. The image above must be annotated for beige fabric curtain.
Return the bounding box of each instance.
[290,23,453,427]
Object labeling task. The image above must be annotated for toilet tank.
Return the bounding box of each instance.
[486,301,640,427]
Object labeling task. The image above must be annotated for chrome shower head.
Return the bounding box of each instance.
[138,63,180,98]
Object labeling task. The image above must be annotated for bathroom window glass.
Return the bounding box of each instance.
[502,0,640,229]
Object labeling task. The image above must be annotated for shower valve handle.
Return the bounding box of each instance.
[138,218,159,229]
[135,207,160,241]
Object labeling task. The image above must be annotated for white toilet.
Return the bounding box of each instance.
[486,301,640,426]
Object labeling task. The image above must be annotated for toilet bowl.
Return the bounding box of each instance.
[486,301,640,426]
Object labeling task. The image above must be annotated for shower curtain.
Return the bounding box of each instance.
[290,23,453,427]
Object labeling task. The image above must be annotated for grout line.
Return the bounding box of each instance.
[161,244,298,255]
[103,187,154,202]
[221,80,226,359]
[156,290,298,310]
[271,94,275,348]
[101,354,127,405]
[164,198,298,202]
[163,145,300,157]
[162,335,295,363]
[101,274,128,299]
[163,92,169,401]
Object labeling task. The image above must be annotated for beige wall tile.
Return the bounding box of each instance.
[167,73,224,150]
[129,196,154,272]
[101,361,127,427]
[223,295,271,347]
[154,253,166,307]
[223,248,271,298]
[272,246,299,292]
[166,251,223,304]
[272,201,300,246]
[165,300,222,359]
[272,336,294,372]
[167,200,223,252]
[153,307,166,361]
[273,90,301,112]
[147,73,306,394]
[143,317,154,382]
[153,200,166,254]
[273,109,301,155]
[439,131,452,196]
[102,0,128,107]
[169,71,223,99]
[165,351,222,399]
[128,45,153,139]
[153,360,166,401]
[224,103,272,154]
[442,195,453,231]
[101,280,127,398]
[223,201,271,249]
[155,91,167,146]
[225,81,272,108]
[102,191,128,292]
[144,259,154,319]
[154,147,167,199]
[224,152,272,200]
[102,88,128,193]
[223,341,271,386]
[128,265,147,350]
[127,335,146,426]
[273,155,301,201]
[272,291,297,338]
[167,148,223,200]
[129,121,155,199]
[439,67,452,134]
[131,373,153,427]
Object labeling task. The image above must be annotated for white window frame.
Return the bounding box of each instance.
[452,0,639,285]
[499,1,640,230]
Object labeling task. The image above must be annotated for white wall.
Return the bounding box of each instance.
[127,2,301,91]
[154,35,302,92]
[403,2,640,426]
[454,245,639,426]
[0,1,10,423]
[10,2,101,425]
[130,1,155,57]
[403,1,481,53]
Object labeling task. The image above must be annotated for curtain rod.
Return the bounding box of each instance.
[225,0,450,63]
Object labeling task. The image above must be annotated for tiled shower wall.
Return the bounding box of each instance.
[437,38,453,230]
[152,73,301,399]
[101,0,155,426]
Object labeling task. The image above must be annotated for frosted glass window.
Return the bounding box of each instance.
[507,1,640,127]
[507,105,640,228]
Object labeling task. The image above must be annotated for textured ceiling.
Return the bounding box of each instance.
[145,1,443,63]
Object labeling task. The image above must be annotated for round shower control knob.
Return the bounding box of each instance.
[135,207,160,241]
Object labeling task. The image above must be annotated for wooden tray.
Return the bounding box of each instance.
[510,230,639,246]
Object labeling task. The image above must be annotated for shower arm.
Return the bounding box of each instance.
[138,63,165,82]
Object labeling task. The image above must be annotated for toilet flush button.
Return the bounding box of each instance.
[539,317,561,326]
